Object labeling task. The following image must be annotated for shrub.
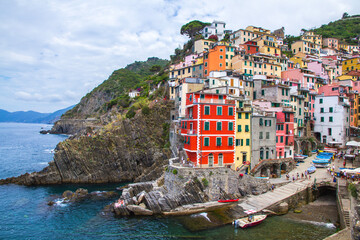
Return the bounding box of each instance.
[209,171,213,176]
[141,105,150,115]
[126,108,136,119]
[348,183,358,198]
[202,178,209,187]
[172,169,178,175]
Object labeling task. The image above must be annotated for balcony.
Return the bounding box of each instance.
[237,107,252,112]
[185,129,197,135]
[194,98,235,105]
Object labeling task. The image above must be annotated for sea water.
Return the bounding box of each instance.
[0,123,337,239]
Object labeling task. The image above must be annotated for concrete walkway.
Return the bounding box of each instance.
[240,154,335,213]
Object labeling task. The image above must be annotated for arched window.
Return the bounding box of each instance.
[218,154,223,167]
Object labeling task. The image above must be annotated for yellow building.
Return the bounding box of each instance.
[301,31,322,46]
[291,40,321,56]
[342,57,360,74]
[245,26,271,35]
[193,39,213,54]
[290,56,308,68]
[235,100,252,171]
[253,35,281,57]
[232,54,282,77]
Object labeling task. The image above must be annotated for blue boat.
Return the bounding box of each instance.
[312,158,330,167]
[307,165,316,174]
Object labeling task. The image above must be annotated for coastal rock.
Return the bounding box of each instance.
[0,101,173,186]
[113,166,271,216]
[126,205,153,215]
[59,188,119,203]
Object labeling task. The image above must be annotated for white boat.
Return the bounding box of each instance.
[233,214,267,228]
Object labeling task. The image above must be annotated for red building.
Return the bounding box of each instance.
[180,91,236,167]
[240,41,259,55]
[275,110,295,158]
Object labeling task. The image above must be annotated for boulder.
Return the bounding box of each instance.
[126,205,153,216]
[62,190,73,200]
[277,202,289,215]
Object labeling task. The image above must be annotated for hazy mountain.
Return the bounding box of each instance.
[0,105,74,124]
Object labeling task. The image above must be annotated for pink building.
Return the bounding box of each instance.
[323,38,339,50]
[307,61,329,83]
[281,69,317,90]
[276,111,295,158]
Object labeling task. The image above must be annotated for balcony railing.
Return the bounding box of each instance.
[184,129,197,135]
[194,98,235,105]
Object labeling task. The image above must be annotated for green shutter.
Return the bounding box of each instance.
[241,139,244,146]
[228,137,233,146]
[217,106,222,115]
[204,138,209,146]
[238,125,242,132]
[238,113,242,119]
[228,107,233,116]
[205,106,210,115]
[246,139,250,146]
[217,122,222,130]
[204,122,209,130]
[245,125,249,132]
[229,122,233,131]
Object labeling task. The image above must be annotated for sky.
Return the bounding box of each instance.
[0,0,359,113]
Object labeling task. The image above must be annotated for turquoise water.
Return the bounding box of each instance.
[0,123,337,239]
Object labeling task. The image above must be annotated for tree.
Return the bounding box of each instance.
[222,33,230,42]
[180,20,210,40]
[149,65,161,73]
[342,12,349,19]
[208,34,218,42]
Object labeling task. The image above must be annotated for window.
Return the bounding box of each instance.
[329,107,333,113]
[246,139,250,146]
[204,137,209,146]
[321,117,324,122]
[259,132,263,139]
[245,113,249,119]
[259,118,263,126]
[228,107,233,116]
[320,98,323,104]
[237,125,242,132]
[280,136,284,143]
[217,122,222,131]
[204,106,210,115]
[329,116,333,122]
[266,132,270,139]
[241,139,244,146]
[216,137,222,146]
[261,90,265,96]
[228,122,233,131]
[236,139,240,146]
[276,136,278,143]
[228,137,233,146]
[238,113,242,119]
[245,125,249,132]
[320,108,324,113]
[204,122,210,131]
[328,128,332,136]
[217,106,222,115]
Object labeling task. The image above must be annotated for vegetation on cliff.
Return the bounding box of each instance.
[62,57,169,119]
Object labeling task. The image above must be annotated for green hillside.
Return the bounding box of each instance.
[62,57,169,119]
[314,16,360,45]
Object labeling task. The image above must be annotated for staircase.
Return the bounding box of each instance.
[343,210,350,227]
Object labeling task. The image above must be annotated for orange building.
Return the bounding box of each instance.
[203,43,235,77]
[180,91,236,167]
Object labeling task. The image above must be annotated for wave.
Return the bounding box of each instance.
[53,198,68,207]
[191,212,211,222]
[43,149,54,154]
[300,219,336,228]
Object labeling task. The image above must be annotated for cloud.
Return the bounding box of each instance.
[0,0,359,112]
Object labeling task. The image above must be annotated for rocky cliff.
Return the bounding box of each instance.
[0,100,173,185]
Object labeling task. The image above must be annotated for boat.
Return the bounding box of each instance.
[233,214,267,228]
[218,199,239,203]
[294,154,308,161]
[307,165,316,174]
[312,158,330,168]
